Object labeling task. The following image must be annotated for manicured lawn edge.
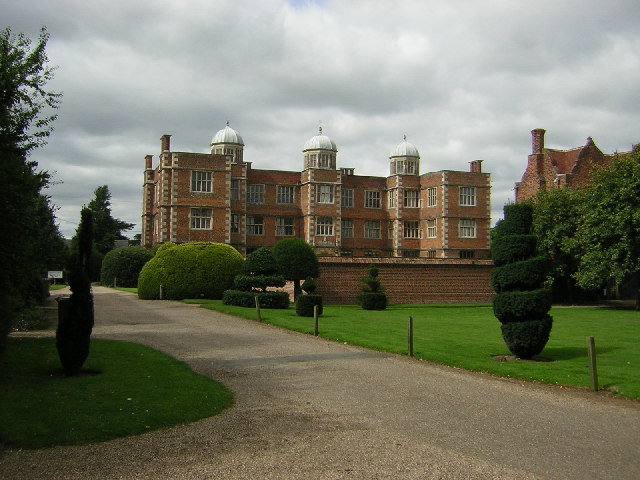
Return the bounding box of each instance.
[0,337,233,449]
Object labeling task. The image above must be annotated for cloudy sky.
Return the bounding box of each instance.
[5,0,639,238]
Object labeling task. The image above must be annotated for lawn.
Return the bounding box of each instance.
[0,337,233,449]
[194,300,640,400]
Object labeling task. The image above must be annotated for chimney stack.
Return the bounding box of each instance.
[469,160,483,173]
[160,134,171,152]
[145,154,153,170]
[531,128,546,154]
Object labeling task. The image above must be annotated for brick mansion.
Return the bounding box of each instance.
[141,123,491,260]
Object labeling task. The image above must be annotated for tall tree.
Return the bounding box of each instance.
[531,188,584,302]
[0,26,62,351]
[86,185,134,255]
[570,146,640,308]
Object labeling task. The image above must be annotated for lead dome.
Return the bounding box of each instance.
[303,127,338,152]
[390,136,420,159]
[211,121,244,146]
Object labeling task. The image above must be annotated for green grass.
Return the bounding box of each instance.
[114,287,138,293]
[196,301,640,400]
[49,283,68,291]
[0,337,233,449]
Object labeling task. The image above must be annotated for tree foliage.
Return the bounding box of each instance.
[531,146,640,308]
[571,147,640,307]
[100,246,153,288]
[271,238,320,300]
[0,27,64,352]
[86,185,134,255]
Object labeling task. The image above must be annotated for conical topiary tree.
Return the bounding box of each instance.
[357,266,387,310]
[56,207,95,376]
[491,203,552,359]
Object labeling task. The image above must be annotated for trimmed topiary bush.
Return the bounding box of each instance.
[100,246,153,287]
[491,204,553,359]
[272,238,320,301]
[137,242,243,300]
[296,294,323,317]
[357,266,387,310]
[223,247,290,309]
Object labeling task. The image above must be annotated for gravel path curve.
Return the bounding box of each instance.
[2,286,639,479]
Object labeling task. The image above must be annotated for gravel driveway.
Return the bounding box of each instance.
[2,286,639,479]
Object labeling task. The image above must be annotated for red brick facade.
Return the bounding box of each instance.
[316,257,494,304]
[514,129,620,202]
[142,125,491,261]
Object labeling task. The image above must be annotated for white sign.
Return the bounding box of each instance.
[47,271,63,279]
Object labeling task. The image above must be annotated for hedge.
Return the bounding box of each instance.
[222,290,290,309]
[296,294,323,317]
[100,246,153,287]
[137,242,243,300]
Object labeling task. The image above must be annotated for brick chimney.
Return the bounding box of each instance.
[469,160,483,173]
[160,134,171,152]
[144,154,153,170]
[531,128,546,154]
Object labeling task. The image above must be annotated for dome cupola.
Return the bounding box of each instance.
[210,121,244,163]
[303,126,338,170]
[390,135,420,175]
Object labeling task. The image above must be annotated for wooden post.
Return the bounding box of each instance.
[408,316,414,357]
[159,284,163,300]
[587,336,598,391]
[255,295,262,322]
[314,305,319,336]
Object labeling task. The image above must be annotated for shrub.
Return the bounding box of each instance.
[222,290,290,309]
[492,289,553,323]
[358,292,388,310]
[233,274,286,292]
[137,242,243,300]
[491,234,537,266]
[100,246,153,287]
[491,204,552,359]
[490,256,548,292]
[296,294,323,317]
[301,276,317,294]
[357,266,387,310]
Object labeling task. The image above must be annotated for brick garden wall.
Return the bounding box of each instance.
[315,257,494,304]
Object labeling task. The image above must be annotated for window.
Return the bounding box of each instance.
[316,216,333,236]
[427,219,437,238]
[247,216,263,235]
[365,190,381,208]
[364,220,381,238]
[341,188,354,207]
[190,208,211,229]
[406,160,417,174]
[319,154,330,168]
[427,187,437,207]
[277,185,294,204]
[231,179,240,201]
[276,217,294,236]
[230,213,239,233]
[341,219,353,238]
[426,250,437,259]
[403,190,419,208]
[460,250,475,259]
[317,185,334,204]
[459,186,477,206]
[459,218,476,238]
[247,184,264,204]
[403,221,420,238]
[309,154,317,168]
[191,171,212,193]
[340,249,353,257]
[388,191,396,208]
